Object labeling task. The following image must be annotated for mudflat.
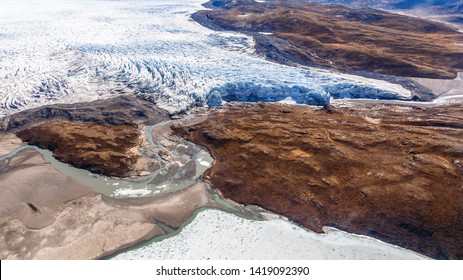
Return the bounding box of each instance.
[0,148,213,259]
[0,134,22,157]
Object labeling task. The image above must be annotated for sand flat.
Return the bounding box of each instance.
[0,134,22,157]
[0,149,213,259]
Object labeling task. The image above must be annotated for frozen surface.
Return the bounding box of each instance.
[112,209,426,260]
[0,0,411,117]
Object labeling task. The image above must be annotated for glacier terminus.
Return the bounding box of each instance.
[0,0,412,117]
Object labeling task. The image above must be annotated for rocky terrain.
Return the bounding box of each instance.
[194,0,463,78]
[17,121,146,177]
[6,96,171,178]
[177,102,463,259]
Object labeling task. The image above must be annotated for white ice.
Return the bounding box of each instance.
[112,209,426,260]
[0,0,410,117]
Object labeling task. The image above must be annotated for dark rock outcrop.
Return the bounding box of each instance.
[0,95,169,133]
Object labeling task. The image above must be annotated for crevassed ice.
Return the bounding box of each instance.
[0,0,410,117]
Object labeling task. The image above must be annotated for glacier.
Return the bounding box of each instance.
[0,0,411,117]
